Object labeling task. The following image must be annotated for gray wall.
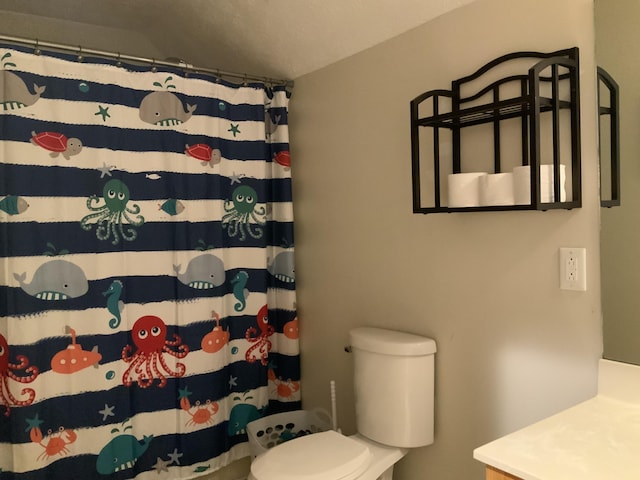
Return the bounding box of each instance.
[289,0,601,478]
[0,1,602,479]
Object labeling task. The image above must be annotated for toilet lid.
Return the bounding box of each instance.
[251,430,371,480]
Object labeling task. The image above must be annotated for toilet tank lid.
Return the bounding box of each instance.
[349,327,436,356]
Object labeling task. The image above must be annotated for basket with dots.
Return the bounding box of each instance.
[246,409,332,457]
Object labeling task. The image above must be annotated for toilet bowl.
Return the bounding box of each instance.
[249,430,406,480]
[249,327,437,480]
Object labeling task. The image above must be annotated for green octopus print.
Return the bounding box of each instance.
[222,185,266,241]
[80,179,144,244]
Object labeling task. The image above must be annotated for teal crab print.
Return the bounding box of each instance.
[80,179,144,245]
[222,185,266,241]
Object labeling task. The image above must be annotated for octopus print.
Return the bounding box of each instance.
[245,305,274,366]
[222,185,266,241]
[80,179,144,245]
[122,315,189,388]
[0,334,39,416]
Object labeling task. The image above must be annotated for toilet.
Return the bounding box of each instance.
[249,327,437,480]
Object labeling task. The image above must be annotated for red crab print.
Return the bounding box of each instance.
[180,396,219,427]
[30,425,77,461]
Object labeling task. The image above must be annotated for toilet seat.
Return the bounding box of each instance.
[250,430,372,480]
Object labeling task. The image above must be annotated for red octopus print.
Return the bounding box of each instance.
[121,315,189,388]
[0,334,39,416]
[245,305,274,366]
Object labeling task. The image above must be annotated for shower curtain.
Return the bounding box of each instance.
[0,43,299,479]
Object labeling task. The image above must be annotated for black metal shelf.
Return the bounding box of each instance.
[597,66,620,208]
[416,97,573,129]
[410,48,581,214]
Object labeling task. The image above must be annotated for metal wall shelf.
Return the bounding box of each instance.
[410,48,581,214]
[597,66,620,208]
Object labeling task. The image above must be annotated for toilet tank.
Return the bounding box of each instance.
[349,327,436,448]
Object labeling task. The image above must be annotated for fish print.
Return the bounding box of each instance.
[0,195,29,215]
[159,199,185,216]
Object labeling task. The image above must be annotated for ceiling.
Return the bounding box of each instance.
[0,0,477,81]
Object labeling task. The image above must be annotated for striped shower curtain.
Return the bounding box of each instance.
[0,43,299,479]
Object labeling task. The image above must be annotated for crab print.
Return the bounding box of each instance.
[30,425,77,461]
[180,396,219,427]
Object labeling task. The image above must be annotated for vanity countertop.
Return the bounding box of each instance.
[473,359,640,480]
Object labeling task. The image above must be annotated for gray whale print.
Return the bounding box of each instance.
[268,251,295,283]
[139,91,196,126]
[14,259,89,300]
[173,253,225,289]
[0,70,46,110]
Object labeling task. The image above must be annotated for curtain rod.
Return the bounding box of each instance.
[0,33,294,89]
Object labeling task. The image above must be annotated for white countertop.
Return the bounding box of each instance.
[473,359,640,480]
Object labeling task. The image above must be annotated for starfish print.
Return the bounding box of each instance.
[24,413,44,432]
[229,172,244,185]
[153,457,170,473]
[167,448,183,465]
[228,375,238,388]
[95,105,111,121]
[99,404,115,421]
[98,162,115,178]
[228,123,240,137]
[178,386,192,399]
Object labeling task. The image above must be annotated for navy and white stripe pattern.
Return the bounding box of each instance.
[0,45,299,480]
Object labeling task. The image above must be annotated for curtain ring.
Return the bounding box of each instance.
[151,58,157,73]
[115,52,122,67]
[34,39,41,56]
[242,74,248,87]
[77,45,83,62]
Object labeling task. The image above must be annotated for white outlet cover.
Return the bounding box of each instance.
[560,247,587,291]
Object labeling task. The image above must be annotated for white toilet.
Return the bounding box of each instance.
[249,327,437,480]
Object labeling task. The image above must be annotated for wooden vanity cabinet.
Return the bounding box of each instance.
[486,466,523,480]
